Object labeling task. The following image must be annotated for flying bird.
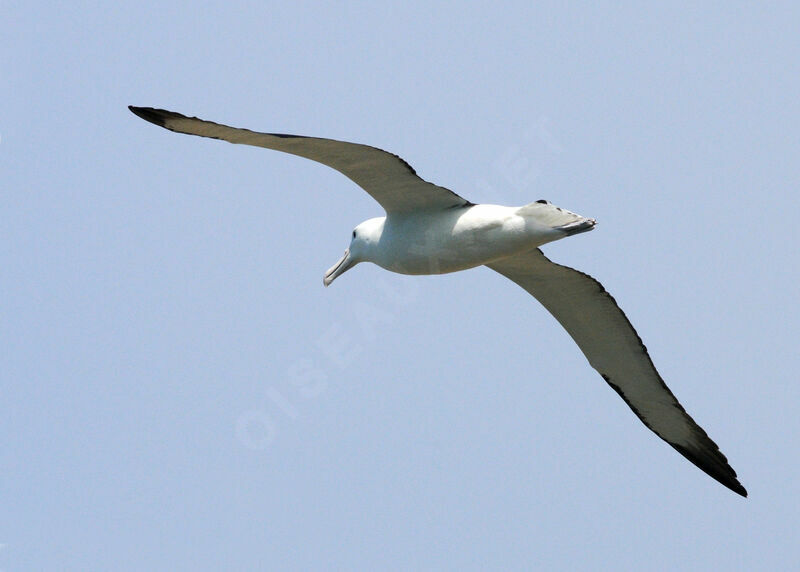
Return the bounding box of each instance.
[129,106,747,497]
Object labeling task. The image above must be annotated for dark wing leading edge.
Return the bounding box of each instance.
[486,248,747,497]
[128,106,471,214]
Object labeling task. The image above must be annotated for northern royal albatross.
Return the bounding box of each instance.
[129,106,747,497]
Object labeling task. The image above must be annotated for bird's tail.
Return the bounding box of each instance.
[517,200,596,235]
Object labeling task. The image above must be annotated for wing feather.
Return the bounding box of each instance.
[129,106,471,214]
[487,248,746,496]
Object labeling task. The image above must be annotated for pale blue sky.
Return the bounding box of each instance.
[3,2,800,570]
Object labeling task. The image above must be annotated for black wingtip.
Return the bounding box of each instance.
[671,443,748,498]
[726,477,748,498]
[720,475,748,498]
[129,105,173,128]
[600,372,748,498]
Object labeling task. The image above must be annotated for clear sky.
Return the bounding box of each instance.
[3,2,799,570]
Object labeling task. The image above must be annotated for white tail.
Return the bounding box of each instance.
[517,200,596,235]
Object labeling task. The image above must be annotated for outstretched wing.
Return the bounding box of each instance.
[129,106,471,214]
[486,248,747,496]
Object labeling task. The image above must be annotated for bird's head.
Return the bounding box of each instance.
[323,217,384,286]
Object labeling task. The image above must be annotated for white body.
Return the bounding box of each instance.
[355,202,592,276]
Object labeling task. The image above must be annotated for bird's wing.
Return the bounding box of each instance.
[129,107,471,214]
[486,248,746,496]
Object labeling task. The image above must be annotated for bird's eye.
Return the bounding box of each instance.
[352,230,356,238]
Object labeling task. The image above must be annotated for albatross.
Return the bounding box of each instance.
[129,106,747,497]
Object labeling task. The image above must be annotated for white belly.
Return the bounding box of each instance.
[374,204,570,275]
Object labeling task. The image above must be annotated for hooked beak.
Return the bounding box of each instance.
[323,249,356,287]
